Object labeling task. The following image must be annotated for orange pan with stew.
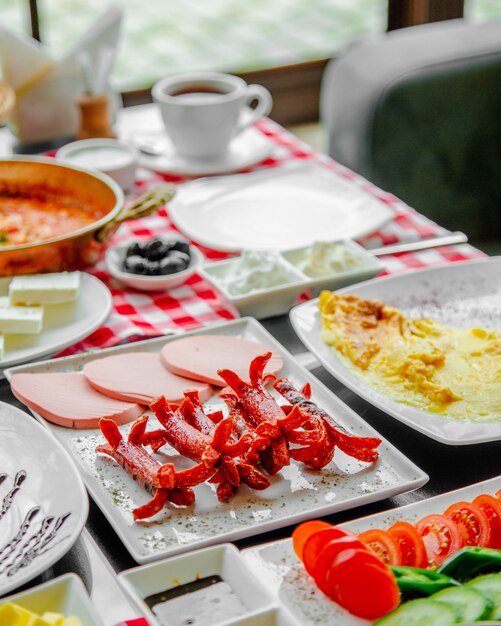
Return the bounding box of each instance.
[0,157,176,276]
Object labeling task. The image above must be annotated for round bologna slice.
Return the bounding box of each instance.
[10,372,143,429]
[83,352,213,404]
[160,335,283,387]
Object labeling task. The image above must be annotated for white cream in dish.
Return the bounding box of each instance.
[150,580,247,626]
[9,271,80,305]
[220,250,299,296]
[297,241,363,277]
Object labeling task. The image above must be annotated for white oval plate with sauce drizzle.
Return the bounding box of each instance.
[0,402,88,595]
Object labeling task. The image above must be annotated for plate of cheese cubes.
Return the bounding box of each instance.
[0,271,112,371]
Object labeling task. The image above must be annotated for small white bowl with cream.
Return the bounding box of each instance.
[199,240,384,319]
[56,139,139,191]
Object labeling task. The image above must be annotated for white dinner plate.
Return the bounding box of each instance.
[0,273,112,373]
[139,126,274,176]
[6,318,427,565]
[0,402,88,596]
[242,475,501,626]
[290,257,501,445]
[168,163,394,252]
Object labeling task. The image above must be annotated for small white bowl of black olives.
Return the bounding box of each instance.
[105,235,204,291]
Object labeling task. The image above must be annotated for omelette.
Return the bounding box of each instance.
[319,291,501,422]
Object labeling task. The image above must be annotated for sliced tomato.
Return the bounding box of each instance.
[496,489,501,503]
[417,514,463,566]
[358,528,402,566]
[303,527,353,576]
[472,494,501,549]
[325,548,400,620]
[292,520,331,561]
[312,535,368,594]
[387,521,428,568]
[444,501,491,547]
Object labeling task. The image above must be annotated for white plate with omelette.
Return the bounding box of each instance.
[290,257,501,445]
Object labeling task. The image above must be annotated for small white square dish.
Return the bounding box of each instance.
[198,240,384,319]
[0,573,105,626]
[119,543,275,626]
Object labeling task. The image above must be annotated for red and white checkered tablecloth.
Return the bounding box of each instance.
[60,118,485,358]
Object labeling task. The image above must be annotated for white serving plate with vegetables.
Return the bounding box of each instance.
[242,475,501,626]
[6,318,427,565]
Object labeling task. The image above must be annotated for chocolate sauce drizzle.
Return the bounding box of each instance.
[0,469,72,578]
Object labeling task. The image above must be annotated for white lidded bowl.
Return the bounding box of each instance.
[56,138,139,191]
[106,235,204,291]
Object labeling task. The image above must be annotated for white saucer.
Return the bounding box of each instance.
[138,126,274,176]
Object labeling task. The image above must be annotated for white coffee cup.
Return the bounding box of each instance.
[152,71,272,161]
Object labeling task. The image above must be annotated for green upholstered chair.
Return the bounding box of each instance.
[321,18,501,243]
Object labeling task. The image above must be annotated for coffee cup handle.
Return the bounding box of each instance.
[237,84,273,133]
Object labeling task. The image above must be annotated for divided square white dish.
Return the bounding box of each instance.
[119,544,276,626]
[6,317,427,565]
[199,240,384,319]
[0,573,104,626]
[242,475,501,626]
[290,257,501,445]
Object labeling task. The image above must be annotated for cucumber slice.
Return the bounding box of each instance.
[373,599,457,626]
[431,586,493,622]
[467,573,501,619]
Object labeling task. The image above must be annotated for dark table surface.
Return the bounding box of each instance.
[2,314,500,579]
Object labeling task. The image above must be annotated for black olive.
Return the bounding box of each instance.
[126,241,145,258]
[145,260,163,275]
[144,237,169,261]
[167,250,191,269]
[169,239,191,256]
[157,256,186,275]
[123,255,149,274]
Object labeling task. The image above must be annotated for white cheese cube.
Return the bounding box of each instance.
[9,272,81,305]
[0,304,43,334]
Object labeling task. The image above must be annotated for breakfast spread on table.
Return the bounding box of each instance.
[319,291,501,422]
[0,73,497,626]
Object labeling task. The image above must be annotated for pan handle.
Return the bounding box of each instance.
[95,184,176,243]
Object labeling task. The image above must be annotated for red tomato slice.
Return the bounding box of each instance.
[312,536,368,595]
[417,514,463,566]
[303,527,354,576]
[496,490,501,504]
[325,548,400,620]
[358,528,402,565]
[292,520,331,561]
[472,495,501,549]
[444,501,491,547]
[387,521,428,568]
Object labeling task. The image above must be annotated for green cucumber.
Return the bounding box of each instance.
[373,599,457,626]
[431,585,493,622]
[466,572,501,619]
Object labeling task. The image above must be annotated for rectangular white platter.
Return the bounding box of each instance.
[5,317,428,565]
[242,475,501,626]
[290,257,501,446]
